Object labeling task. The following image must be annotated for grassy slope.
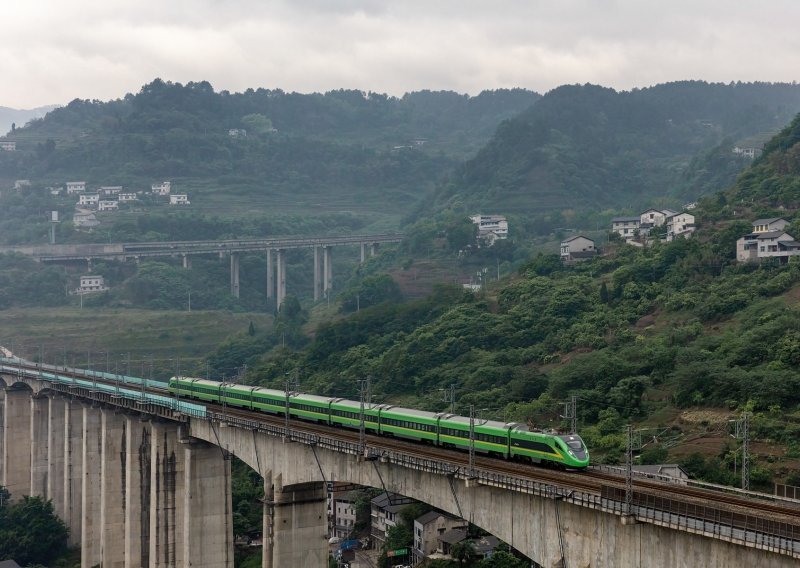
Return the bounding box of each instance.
[0,307,272,379]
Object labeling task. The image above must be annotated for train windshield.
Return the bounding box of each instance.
[560,435,585,452]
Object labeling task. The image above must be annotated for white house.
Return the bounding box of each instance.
[560,235,597,262]
[413,511,468,565]
[169,194,190,205]
[228,128,247,137]
[98,200,119,211]
[151,181,171,195]
[639,208,669,227]
[611,216,640,239]
[66,181,86,194]
[332,496,358,539]
[0,141,16,151]
[370,493,413,548]
[76,275,108,295]
[118,193,137,202]
[737,228,800,263]
[99,186,123,196]
[14,179,31,190]
[78,193,99,207]
[73,208,100,229]
[470,214,508,245]
[666,212,696,241]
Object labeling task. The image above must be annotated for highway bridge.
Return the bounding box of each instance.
[0,233,404,306]
[0,352,798,567]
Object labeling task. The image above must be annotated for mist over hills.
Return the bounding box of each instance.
[432,81,800,216]
[0,105,60,137]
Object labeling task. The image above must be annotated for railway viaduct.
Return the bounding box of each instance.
[0,233,403,308]
[1,360,799,568]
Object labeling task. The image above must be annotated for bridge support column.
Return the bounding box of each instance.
[0,389,4,488]
[266,249,274,301]
[47,397,66,520]
[149,421,185,568]
[125,416,151,568]
[182,440,234,568]
[182,254,192,270]
[64,400,83,547]
[3,388,31,501]
[323,246,332,298]
[82,405,103,568]
[276,249,286,310]
[272,482,328,567]
[360,242,366,263]
[230,252,240,299]
[262,471,274,568]
[370,243,379,257]
[313,246,321,301]
[30,395,49,498]
[100,408,126,568]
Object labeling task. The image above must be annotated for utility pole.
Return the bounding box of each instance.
[625,424,634,516]
[561,395,577,433]
[468,404,476,477]
[284,376,292,441]
[731,413,751,490]
[442,384,456,414]
[358,379,367,453]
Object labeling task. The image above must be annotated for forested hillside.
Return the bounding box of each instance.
[193,117,800,487]
[430,81,800,218]
[0,81,539,224]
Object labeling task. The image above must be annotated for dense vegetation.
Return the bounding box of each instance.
[0,81,539,226]
[427,81,800,220]
[0,487,70,566]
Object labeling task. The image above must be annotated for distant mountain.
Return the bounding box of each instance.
[0,80,539,222]
[0,105,60,136]
[430,81,800,216]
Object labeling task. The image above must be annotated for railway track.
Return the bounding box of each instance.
[6,359,800,524]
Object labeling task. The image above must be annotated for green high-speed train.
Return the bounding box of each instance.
[168,377,590,469]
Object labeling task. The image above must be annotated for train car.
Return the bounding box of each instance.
[329,398,381,431]
[288,392,334,424]
[509,426,589,469]
[437,415,513,458]
[378,405,440,442]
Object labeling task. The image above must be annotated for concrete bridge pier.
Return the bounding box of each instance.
[272,481,328,567]
[182,254,192,270]
[150,420,186,568]
[30,394,49,498]
[82,404,103,568]
[360,242,367,263]
[370,243,379,257]
[266,249,274,301]
[262,471,275,568]
[313,246,321,301]
[3,387,32,501]
[125,415,152,568]
[182,439,234,567]
[47,396,66,516]
[276,249,286,309]
[100,408,126,568]
[230,252,240,298]
[323,246,332,298]
[64,399,84,547]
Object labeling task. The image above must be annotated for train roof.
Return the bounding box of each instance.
[291,392,334,404]
[380,405,442,420]
[441,415,514,431]
[173,376,220,387]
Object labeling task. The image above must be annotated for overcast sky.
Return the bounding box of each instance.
[2,0,799,108]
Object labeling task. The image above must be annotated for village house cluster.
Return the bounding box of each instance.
[48,180,191,229]
[470,214,508,246]
[610,207,696,243]
[328,486,501,566]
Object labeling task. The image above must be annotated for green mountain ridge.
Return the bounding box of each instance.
[432,81,800,217]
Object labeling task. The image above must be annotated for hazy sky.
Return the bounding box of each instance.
[2,0,799,108]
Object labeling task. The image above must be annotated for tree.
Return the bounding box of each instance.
[450,540,476,566]
[0,491,69,566]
